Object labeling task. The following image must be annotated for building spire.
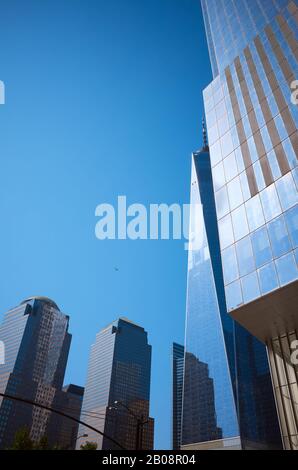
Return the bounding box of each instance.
[202,117,208,150]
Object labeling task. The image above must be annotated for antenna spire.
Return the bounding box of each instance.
[202,117,208,150]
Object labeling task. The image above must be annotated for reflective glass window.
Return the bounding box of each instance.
[275,253,298,286]
[251,226,272,268]
[282,138,297,170]
[268,215,292,258]
[218,214,234,249]
[245,195,265,231]
[223,152,238,182]
[258,262,279,294]
[227,177,243,211]
[213,162,225,191]
[239,171,251,201]
[236,236,255,277]
[215,186,230,219]
[235,147,245,173]
[241,271,260,303]
[221,131,234,159]
[260,184,282,222]
[267,149,282,181]
[232,205,249,241]
[284,205,298,249]
[225,280,243,311]
[275,173,298,211]
[222,245,239,284]
[210,141,222,167]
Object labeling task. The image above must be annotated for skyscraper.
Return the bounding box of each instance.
[182,141,282,450]
[0,297,72,448]
[201,0,298,450]
[55,384,84,450]
[76,318,154,450]
[172,342,184,450]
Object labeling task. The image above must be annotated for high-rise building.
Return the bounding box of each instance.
[54,384,84,450]
[182,142,282,450]
[0,297,73,449]
[201,0,298,450]
[172,342,184,450]
[76,318,154,450]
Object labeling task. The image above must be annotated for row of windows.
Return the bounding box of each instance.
[226,250,298,310]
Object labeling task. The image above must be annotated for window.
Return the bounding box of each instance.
[236,236,255,276]
[232,205,249,241]
[251,226,272,268]
[222,245,239,284]
[218,214,234,249]
[245,195,265,231]
[275,253,298,286]
[223,152,238,182]
[241,272,260,303]
[284,205,298,249]
[258,262,279,294]
[275,173,298,212]
[260,184,282,222]
[221,131,234,159]
[268,215,291,258]
[226,280,243,310]
[227,177,243,211]
[215,186,230,219]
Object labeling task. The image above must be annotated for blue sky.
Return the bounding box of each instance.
[0,0,211,449]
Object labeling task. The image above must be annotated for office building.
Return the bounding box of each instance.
[172,342,184,450]
[76,318,154,450]
[201,0,298,449]
[181,140,282,450]
[0,297,72,448]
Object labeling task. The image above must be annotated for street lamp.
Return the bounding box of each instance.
[76,433,88,441]
[111,400,149,450]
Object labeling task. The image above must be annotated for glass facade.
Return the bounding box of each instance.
[201,0,292,76]
[203,0,298,313]
[76,318,154,450]
[201,0,298,450]
[0,297,72,448]
[182,149,282,449]
[172,342,184,450]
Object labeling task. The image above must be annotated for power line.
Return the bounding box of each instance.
[0,392,126,450]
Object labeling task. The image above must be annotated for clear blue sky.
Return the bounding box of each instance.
[0,0,211,449]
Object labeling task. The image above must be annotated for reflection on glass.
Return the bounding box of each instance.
[241,271,260,303]
[236,236,255,277]
[268,215,291,258]
[231,205,249,241]
[215,186,230,219]
[225,280,243,311]
[245,195,265,231]
[222,245,239,284]
[218,214,234,249]
[258,262,279,294]
[260,184,282,222]
[284,205,298,249]
[275,173,298,212]
[275,253,298,286]
[251,226,272,268]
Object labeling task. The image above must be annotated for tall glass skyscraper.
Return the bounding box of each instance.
[76,318,154,450]
[0,297,72,448]
[182,141,282,450]
[172,343,184,450]
[201,0,298,450]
